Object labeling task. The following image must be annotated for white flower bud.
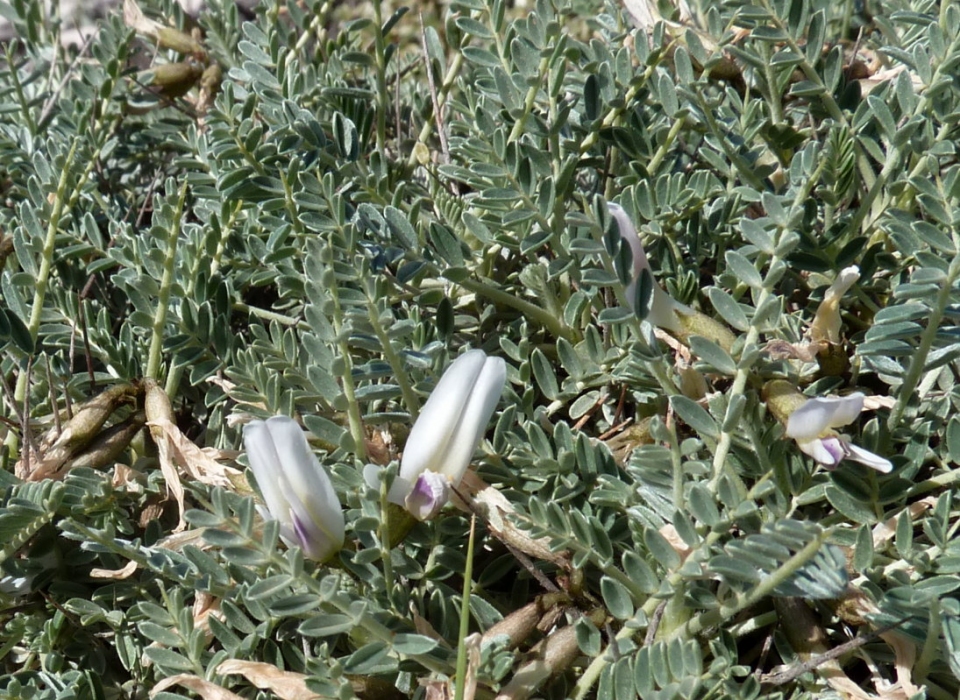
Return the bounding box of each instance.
[392,350,507,520]
[608,202,689,332]
[243,417,345,561]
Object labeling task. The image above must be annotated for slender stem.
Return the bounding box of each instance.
[508,55,551,143]
[164,202,243,400]
[24,138,79,349]
[233,302,303,327]
[761,43,782,125]
[682,532,826,638]
[6,44,37,136]
[453,515,477,700]
[281,169,305,236]
[887,257,960,431]
[578,59,660,157]
[327,258,367,462]
[647,116,685,174]
[372,0,389,154]
[709,156,827,490]
[367,297,421,419]
[283,11,325,70]
[571,517,825,700]
[378,484,397,608]
[9,136,80,439]
[146,180,189,382]
[696,92,766,191]
[406,52,465,169]
[455,276,572,341]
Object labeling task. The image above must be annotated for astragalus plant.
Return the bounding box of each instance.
[2,0,960,698]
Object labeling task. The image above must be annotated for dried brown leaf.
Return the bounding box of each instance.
[872,497,937,549]
[217,659,324,700]
[90,560,138,579]
[455,471,568,567]
[147,418,242,489]
[150,674,243,700]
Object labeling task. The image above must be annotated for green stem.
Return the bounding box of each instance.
[367,297,421,419]
[453,516,477,700]
[233,302,303,327]
[760,43,782,126]
[327,260,367,462]
[887,257,960,431]
[679,531,826,638]
[508,55,551,143]
[9,137,80,430]
[455,276,572,341]
[24,139,79,349]
[647,116,685,174]
[281,169,305,236]
[165,202,243,400]
[571,522,825,700]
[283,11,325,70]
[696,93,765,191]
[578,55,660,157]
[6,44,37,136]
[708,156,827,490]
[372,0,389,155]
[145,181,189,382]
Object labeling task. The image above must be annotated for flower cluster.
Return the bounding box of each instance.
[243,350,506,560]
[241,211,893,565]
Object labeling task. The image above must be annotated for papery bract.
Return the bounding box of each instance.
[243,416,345,561]
[391,349,506,520]
[809,265,860,345]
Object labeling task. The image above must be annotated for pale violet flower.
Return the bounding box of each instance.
[243,416,345,561]
[784,392,893,473]
[608,202,690,332]
[388,349,507,520]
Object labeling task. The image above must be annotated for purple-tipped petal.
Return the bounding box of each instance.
[399,350,491,482]
[797,436,845,467]
[398,350,506,515]
[244,420,295,532]
[243,416,344,561]
[405,471,451,521]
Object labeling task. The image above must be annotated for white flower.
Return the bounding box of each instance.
[783,392,893,473]
[243,416,345,561]
[608,202,690,332]
[390,349,507,520]
[809,265,860,344]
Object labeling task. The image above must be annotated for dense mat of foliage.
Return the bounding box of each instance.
[2,0,960,697]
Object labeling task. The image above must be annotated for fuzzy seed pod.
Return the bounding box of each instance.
[63,412,146,471]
